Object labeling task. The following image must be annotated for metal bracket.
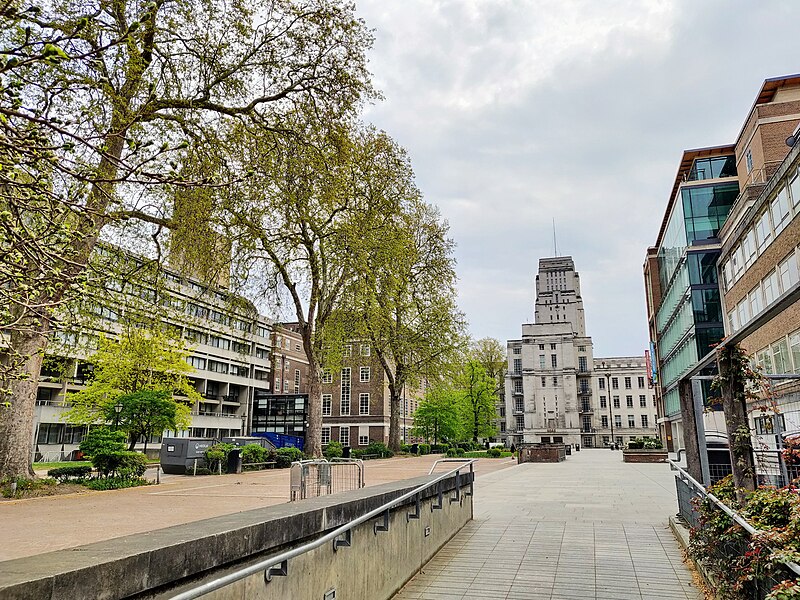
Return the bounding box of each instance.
[465,465,474,496]
[407,493,421,522]
[431,489,443,511]
[374,509,390,534]
[332,529,351,552]
[264,560,288,583]
[450,471,461,503]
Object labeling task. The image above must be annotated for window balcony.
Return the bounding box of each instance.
[580,404,593,413]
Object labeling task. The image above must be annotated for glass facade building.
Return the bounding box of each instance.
[656,169,738,417]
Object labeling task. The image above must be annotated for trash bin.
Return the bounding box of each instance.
[342,446,351,459]
[411,443,419,455]
[576,444,580,452]
[565,445,572,456]
[227,449,242,474]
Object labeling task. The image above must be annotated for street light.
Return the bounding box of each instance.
[601,362,615,449]
[114,401,123,430]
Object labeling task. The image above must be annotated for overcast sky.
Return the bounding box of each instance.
[354,0,800,358]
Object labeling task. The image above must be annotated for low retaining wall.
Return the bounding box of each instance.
[518,444,566,463]
[622,449,668,463]
[0,472,473,600]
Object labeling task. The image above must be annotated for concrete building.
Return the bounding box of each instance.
[505,257,656,449]
[33,256,275,460]
[716,74,800,440]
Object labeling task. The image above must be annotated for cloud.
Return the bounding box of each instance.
[356,0,800,355]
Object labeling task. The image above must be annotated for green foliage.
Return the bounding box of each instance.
[364,442,393,458]
[626,437,662,450]
[488,447,502,458]
[1,476,57,498]
[446,446,465,458]
[324,441,344,459]
[412,384,464,444]
[417,443,431,455]
[61,327,196,447]
[689,476,800,598]
[47,465,93,481]
[240,444,269,464]
[78,428,126,458]
[275,447,304,468]
[204,443,235,472]
[457,361,499,442]
[92,451,147,479]
[83,477,151,491]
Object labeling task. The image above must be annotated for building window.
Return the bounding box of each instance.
[283,380,289,392]
[207,360,228,374]
[514,380,523,394]
[539,355,545,369]
[538,344,544,350]
[552,377,558,386]
[322,394,332,416]
[624,377,631,389]
[641,415,649,428]
[626,395,633,408]
[541,376,546,387]
[611,377,619,390]
[598,378,605,390]
[639,395,647,408]
[513,347,521,354]
[515,398,524,413]
[359,433,369,445]
[360,367,370,382]
[340,368,351,415]
[322,369,333,384]
[601,415,608,428]
[515,415,524,432]
[778,253,799,293]
[500,422,506,432]
[550,343,556,350]
[756,210,773,253]
[578,356,587,372]
[771,186,791,235]
[513,358,522,374]
[614,415,622,428]
[188,356,206,370]
[294,369,300,393]
[745,149,753,173]
[600,396,607,408]
[628,415,635,428]
[551,354,557,368]
[359,393,370,415]
[339,426,350,446]
[613,396,620,409]
[360,344,370,356]
[342,344,352,357]
[321,427,331,445]
[637,376,645,388]
[578,345,586,352]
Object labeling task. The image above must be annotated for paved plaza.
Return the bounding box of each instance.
[393,450,704,600]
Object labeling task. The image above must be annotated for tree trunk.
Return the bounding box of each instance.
[306,364,322,458]
[678,378,703,482]
[389,386,401,452]
[717,347,757,495]
[0,330,48,479]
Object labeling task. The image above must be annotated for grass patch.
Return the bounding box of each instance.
[34,461,91,470]
[461,451,513,458]
[1,477,88,500]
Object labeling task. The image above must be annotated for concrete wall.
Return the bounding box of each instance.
[0,472,473,600]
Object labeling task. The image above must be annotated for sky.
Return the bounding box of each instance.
[353,0,800,358]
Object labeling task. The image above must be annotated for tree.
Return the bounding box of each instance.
[225,122,412,457]
[472,338,506,397]
[1,0,375,477]
[411,384,463,445]
[458,361,499,442]
[350,188,466,452]
[61,326,195,449]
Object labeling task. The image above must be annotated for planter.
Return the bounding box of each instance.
[622,449,667,463]
[518,444,566,463]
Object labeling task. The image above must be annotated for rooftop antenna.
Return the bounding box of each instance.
[552,219,559,257]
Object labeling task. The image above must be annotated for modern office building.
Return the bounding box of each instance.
[643,146,739,451]
[716,75,800,439]
[33,255,275,460]
[505,257,656,448]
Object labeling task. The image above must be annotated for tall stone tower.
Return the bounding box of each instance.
[534,257,586,336]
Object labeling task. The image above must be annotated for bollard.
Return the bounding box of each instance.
[193,458,197,476]
[156,465,161,484]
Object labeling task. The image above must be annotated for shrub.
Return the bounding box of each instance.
[400,443,410,453]
[324,441,343,459]
[204,443,235,473]
[488,447,502,458]
[364,442,393,458]
[240,444,268,464]
[642,437,663,449]
[92,451,148,479]
[418,443,431,456]
[84,477,151,490]
[627,439,644,450]
[79,427,126,458]
[430,444,447,454]
[1,476,57,498]
[350,448,365,459]
[275,447,304,468]
[48,465,93,482]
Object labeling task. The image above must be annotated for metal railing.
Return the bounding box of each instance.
[670,459,800,597]
[289,458,365,501]
[169,459,476,600]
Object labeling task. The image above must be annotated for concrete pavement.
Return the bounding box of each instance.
[0,453,514,562]
[393,450,705,600]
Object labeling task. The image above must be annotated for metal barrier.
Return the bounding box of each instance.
[670,459,800,598]
[289,458,364,501]
[169,459,477,600]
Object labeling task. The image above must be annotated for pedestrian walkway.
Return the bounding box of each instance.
[393,450,704,600]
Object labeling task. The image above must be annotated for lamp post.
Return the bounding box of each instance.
[602,362,615,449]
[113,401,123,430]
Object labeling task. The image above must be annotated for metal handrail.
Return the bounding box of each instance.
[669,459,800,577]
[169,459,477,600]
[428,457,477,475]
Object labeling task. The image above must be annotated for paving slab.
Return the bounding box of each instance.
[393,450,705,600]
